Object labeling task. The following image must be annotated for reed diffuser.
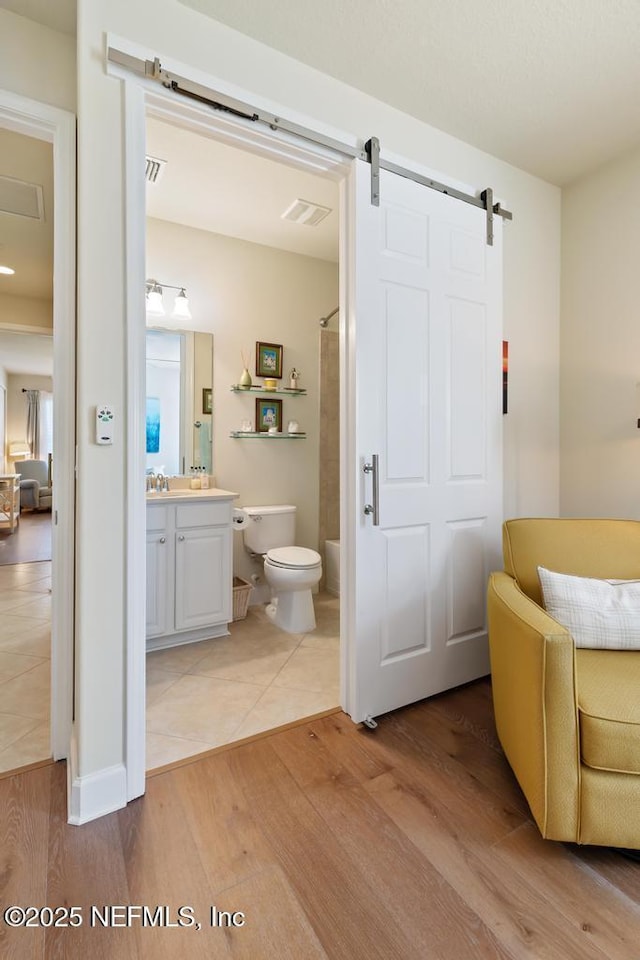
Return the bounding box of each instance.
[239,348,252,390]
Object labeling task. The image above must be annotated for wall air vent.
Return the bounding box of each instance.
[0,176,44,221]
[145,155,167,184]
[281,198,332,227]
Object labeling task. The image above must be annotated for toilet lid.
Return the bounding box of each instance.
[266,546,322,569]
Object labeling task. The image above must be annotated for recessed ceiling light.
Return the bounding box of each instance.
[0,265,15,275]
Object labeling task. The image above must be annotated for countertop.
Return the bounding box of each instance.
[146,486,239,503]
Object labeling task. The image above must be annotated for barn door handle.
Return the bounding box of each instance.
[363,454,379,526]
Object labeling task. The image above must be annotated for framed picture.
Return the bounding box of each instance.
[255,397,283,433]
[256,341,283,379]
[202,387,212,415]
[146,397,160,453]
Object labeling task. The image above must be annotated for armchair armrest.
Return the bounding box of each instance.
[488,571,580,840]
[19,478,39,511]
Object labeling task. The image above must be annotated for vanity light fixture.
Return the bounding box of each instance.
[0,265,15,275]
[145,280,165,316]
[145,279,192,322]
[172,288,192,320]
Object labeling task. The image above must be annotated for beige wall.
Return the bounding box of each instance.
[0,294,53,332]
[74,0,561,794]
[0,9,75,111]
[561,141,640,519]
[147,216,338,592]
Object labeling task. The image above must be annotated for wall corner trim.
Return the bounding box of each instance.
[67,752,128,825]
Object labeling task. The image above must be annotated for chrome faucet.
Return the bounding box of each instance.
[155,472,165,493]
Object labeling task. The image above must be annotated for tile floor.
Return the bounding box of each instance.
[146,592,340,770]
[0,560,52,774]
[0,561,340,775]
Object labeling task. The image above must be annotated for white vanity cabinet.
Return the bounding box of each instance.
[146,492,236,650]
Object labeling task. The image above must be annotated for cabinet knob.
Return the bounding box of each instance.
[178,534,185,541]
[159,537,166,544]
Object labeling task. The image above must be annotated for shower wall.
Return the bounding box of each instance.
[318,329,340,578]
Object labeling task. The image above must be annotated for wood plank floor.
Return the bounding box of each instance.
[0,512,52,565]
[2,677,640,959]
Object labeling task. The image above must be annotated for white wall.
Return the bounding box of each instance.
[561,142,640,519]
[74,0,561,803]
[0,9,75,111]
[147,217,338,590]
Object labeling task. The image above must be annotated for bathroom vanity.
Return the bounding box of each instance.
[146,486,238,650]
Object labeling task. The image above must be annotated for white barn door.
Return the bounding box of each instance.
[346,159,503,723]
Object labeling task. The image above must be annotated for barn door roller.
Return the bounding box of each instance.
[108,48,512,245]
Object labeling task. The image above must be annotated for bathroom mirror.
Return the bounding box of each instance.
[145,328,213,476]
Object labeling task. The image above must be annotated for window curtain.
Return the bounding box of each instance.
[40,391,53,461]
[25,389,40,459]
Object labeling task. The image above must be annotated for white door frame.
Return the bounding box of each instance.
[120,71,352,797]
[116,45,491,795]
[0,89,76,762]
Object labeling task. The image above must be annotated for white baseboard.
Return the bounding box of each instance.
[145,621,230,652]
[67,733,128,825]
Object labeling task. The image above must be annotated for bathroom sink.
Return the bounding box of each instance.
[146,487,239,500]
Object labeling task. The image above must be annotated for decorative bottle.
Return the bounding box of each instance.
[239,368,252,390]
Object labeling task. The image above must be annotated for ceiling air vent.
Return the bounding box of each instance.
[0,175,44,220]
[281,198,332,227]
[145,155,167,184]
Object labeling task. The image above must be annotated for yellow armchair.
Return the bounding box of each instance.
[488,518,640,848]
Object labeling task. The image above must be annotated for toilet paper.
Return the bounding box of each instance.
[232,507,249,530]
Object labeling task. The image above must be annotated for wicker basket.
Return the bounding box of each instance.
[232,576,253,620]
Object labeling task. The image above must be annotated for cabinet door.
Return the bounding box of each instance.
[174,526,231,631]
[146,532,170,638]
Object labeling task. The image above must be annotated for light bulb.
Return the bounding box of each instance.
[172,288,192,320]
[146,285,165,316]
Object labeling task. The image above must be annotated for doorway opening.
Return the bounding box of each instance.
[142,112,343,770]
[122,63,503,797]
[0,92,75,778]
[0,323,54,773]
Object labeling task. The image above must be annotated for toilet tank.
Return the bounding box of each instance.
[243,504,296,554]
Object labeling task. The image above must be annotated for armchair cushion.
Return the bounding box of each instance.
[17,460,52,511]
[538,566,640,649]
[577,650,640,775]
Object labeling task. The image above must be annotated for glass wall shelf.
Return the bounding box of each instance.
[229,431,307,439]
[230,384,306,396]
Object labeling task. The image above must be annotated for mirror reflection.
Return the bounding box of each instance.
[145,328,213,476]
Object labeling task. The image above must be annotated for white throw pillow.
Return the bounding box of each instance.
[537,566,640,650]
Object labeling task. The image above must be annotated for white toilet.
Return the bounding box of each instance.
[242,504,322,633]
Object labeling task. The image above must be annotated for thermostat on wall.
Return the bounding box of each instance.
[96,404,115,445]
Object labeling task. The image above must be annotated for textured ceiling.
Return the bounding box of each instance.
[180,0,640,185]
[5,0,640,185]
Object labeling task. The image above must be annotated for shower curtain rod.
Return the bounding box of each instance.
[319,307,339,327]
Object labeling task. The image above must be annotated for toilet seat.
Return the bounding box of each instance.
[266,546,321,569]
